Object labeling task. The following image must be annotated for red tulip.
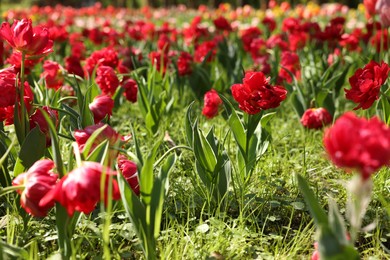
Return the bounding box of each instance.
[376,0,390,27]
[0,67,17,108]
[89,94,114,123]
[12,159,58,217]
[231,71,287,114]
[202,89,222,119]
[121,79,138,103]
[85,47,118,76]
[213,16,232,31]
[300,108,332,129]
[345,61,390,110]
[41,60,63,90]
[177,51,193,76]
[0,18,53,57]
[40,162,120,216]
[96,66,120,96]
[74,123,125,153]
[65,56,84,78]
[29,106,59,147]
[117,155,140,195]
[324,112,390,180]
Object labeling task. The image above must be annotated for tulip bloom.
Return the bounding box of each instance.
[89,94,114,123]
[29,106,59,147]
[74,123,126,152]
[345,61,390,110]
[323,112,390,180]
[40,162,120,216]
[300,108,332,129]
[376,0,390,27]
[41,60,64,90]
[121,79,138,103]
[117,155,140,195]
[177,52,193,76]
[202,89,222,119]
[12,159,58,217]
[0,18,53,57]
[95,66,120,96]
[0,67,18,108]
[231,71,287,114]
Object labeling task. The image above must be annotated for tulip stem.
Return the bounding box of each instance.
[0,185,24,197]
[19,52,27,142]
[72,142,82,167]
[153,145,192,167]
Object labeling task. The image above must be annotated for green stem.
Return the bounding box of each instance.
[19,52,28,141]
[153,145,192,167]
[0,185,24,197]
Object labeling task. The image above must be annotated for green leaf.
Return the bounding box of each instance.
[150,154,176,238]
[185,102,195,146]
[81,86,95,127]
[193,122,217,172]
[140,141,161,205]
[0,240,29,259]
[81,124,108,158]
[296,174,328,226]
[131,124,144,168]
[220,95,246,155]
[328,198,348,246]
[85,140,109,163]
[118,173,150,255]
[13,127,46,176]
[40,109,65,177]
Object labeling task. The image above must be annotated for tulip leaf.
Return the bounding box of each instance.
[81,86,95,127]
[40,109,65,177]
[150,153,176,238]
[296,174,328,226]
[328,198,348,246]
[220,95,246,155]
[0,240,29,259]
[86,140,109,163]
[13,127,46,176]
[81,124,108,159]
[140,140,161,205]
[193,123,217,173]
[185,102,195,146]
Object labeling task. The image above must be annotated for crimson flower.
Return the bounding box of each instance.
[202,89,222,119]
[194,41,217,63]
[65,56,84,78]
[117,155,140,195]
[12,159,58,217]
[40,162,120,216]
[96,65,120,96]
[0,18,53,57]
[213,16,232,31]
[74,123,126,153]
[300,108,332,129]
[121,79,138,103]
[376,0,390,27]
[345,61,390,110]
[41,60,64,90]
[84,47,118,76]
[323,112,390,180]
[177,51,193,76]
[29,106,59,147]
[0,67,18,108]
[231,71,287,114]
[89,94,114,123]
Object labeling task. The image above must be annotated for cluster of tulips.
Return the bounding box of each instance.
[0,1,389,259]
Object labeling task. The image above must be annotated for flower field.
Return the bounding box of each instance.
[1,1,390,259]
